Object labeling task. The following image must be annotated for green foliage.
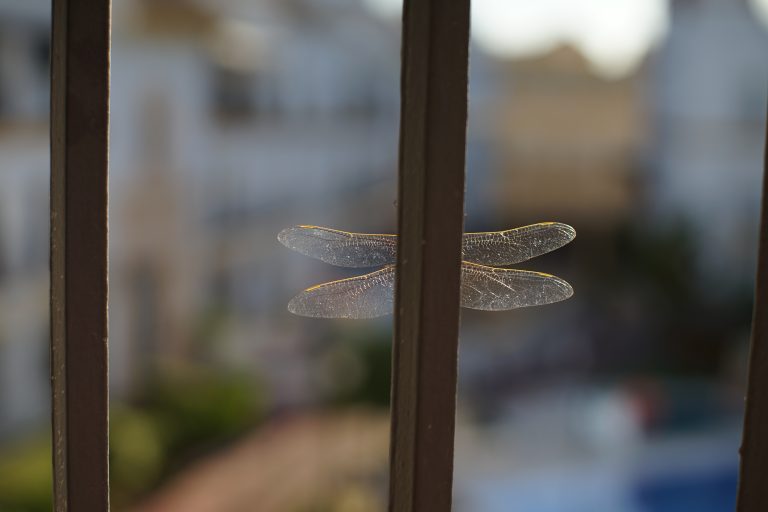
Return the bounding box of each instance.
[137,366,265,470]
[575,219,752,378]
[0,365,265,512]
[326,327,391,408]
[0,436,52,512]
[110,407,165,507]
[614,220,697,303]
[292,484,383,512]
[189,304,234,362]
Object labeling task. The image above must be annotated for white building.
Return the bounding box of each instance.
[0,1,51,435]
[0,0,405,434]
[108,0,404,402]
[649,0,768,288]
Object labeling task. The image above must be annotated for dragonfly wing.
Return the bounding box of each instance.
[461,262,573,311]
[462,222,575,265]
[288,266,395,319]
[278,226,397,268]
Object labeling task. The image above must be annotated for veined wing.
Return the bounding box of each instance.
[288,266,395,319]
[279,223,574,268]
[278,225,397,268]
[462,222,575,266]
[288,262,572,318]
[460,262,573,311]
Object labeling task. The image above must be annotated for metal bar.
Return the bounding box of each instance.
[50,0,111,510]
[737,109,768,511]
[388,0,470,510]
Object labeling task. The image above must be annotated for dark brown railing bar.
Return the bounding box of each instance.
[50,0,111,510]
[388,0,470,511]
[736,107,768,511]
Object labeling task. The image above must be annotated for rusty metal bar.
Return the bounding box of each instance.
[50,0,111,510]
[737,108,768,511]
[388,0,470,510]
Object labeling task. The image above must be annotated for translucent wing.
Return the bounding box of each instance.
[462,222,575,266]
[288,262,572,318]
[288,266,395,319]
[460,262,573,311]
[278,225,397,268]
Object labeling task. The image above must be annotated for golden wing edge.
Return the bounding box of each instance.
[279,223,575,244]
[289,225,397,239]
[277,225,398,268]
[287,266,395,319]
[460,222,576,266]
[464,221,575,240]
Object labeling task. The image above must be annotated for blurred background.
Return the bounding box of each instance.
[0,0,767,510]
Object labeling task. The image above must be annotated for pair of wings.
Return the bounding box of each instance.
[278,223,575,319]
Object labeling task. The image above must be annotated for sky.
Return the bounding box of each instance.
[364,0,768,78]
[754,0,768,27]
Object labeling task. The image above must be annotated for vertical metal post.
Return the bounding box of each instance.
[50,0,111,510]
[388,0,470,510]
[737,109,768,511]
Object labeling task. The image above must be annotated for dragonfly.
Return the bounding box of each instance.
[278,223,575,319]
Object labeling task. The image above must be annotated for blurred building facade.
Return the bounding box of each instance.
[0,2,51,435]
[0,0,404,434]
[0,0,766,434]
[0,1,767,509]
[650,0,768,286]
[486,46,647,229]
[109,0,404,405]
